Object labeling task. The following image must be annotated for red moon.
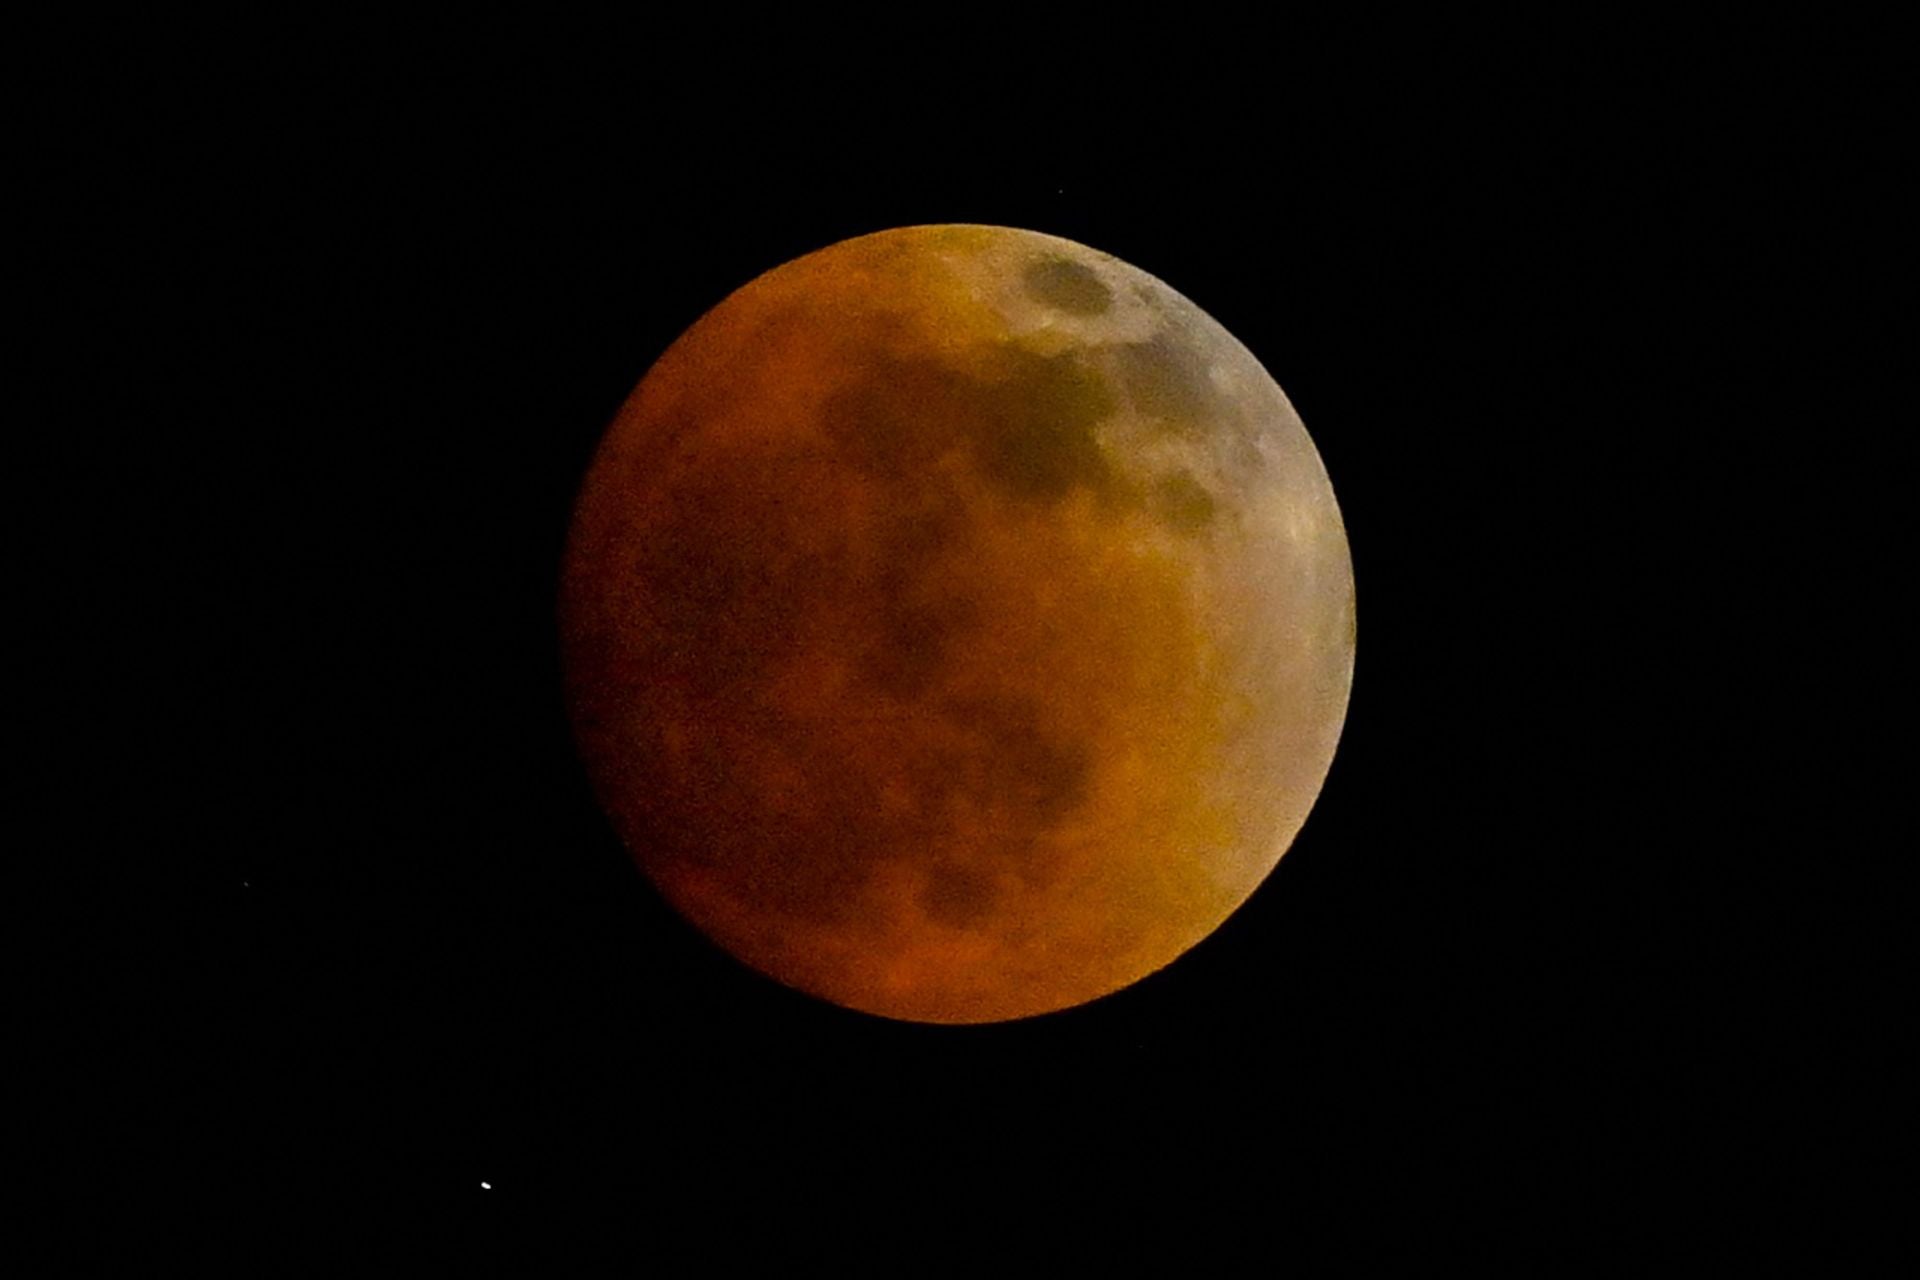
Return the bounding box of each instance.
[561,225,1354,1023]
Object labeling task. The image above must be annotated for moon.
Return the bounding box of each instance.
[561,224,1354,1024]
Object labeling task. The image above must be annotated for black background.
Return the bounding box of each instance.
[64,31,1887,1241]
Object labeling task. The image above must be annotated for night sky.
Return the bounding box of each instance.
[75,36,1878,1240]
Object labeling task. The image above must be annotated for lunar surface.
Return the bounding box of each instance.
[561,225,1354,1023]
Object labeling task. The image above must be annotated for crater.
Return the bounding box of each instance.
[862,595,978,701]
[941,694,1092,831]
[1152,470,1219,535]
[1023,256,1113,315]
[920,861,998,929]
[821,344,1120,507]
[1112,330,1238,436]
[821,352,976,478]
[971,347,1118,503]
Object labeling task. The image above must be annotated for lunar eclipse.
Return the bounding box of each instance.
[561,224,1354,1023]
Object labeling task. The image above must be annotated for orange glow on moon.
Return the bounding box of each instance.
[561,225,1354,1023]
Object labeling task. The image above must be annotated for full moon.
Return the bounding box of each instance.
[561,225,1354,1023]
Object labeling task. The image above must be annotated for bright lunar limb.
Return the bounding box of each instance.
[561,225,1354,1024]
